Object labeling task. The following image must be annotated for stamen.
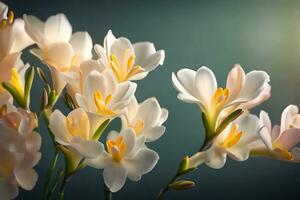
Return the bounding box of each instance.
[130,119,145,135]
[219,124,243,148]
[93,91,115,115]
[106,136,126,162]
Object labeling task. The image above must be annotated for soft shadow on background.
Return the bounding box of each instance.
[4,0,300,199]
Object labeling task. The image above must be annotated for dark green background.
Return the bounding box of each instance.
[4,0,300,199]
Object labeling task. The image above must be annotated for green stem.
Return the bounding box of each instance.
[104,183,112,200]
[43,151,59,200]
[155,173,180,200]
[58,174,71,200]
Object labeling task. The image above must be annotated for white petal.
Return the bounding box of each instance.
[10,19,34,53]
[204,147,227,169]
[274,128,300,150]
[143,126,166,142]
[44,13,72,42]
[45,42,74,69]
[70,32,93,63]
[226,64,245,101]
[226,144,250,161]
[14,168,38,190]
[49,110,70,144]
[195,66,217,108]
[125,148,159,181]
[234,114,261,144]
[103,163,127,192]
[121,128,136,156]
[104,30,116,56]
[159,108,169,125]
[80,59,105,82]
[23,14,45,44]
[258,111,273,150]
[110,37,134,60]
[280,105,298,133]
[107,130,120,141]
[110,82,136,110]
[71,140,103,158]
[138,97,161,128]
[25,131,41,152]
[236,70,270,102]
[241,84,271,110]
[133,42,165,71]
[86,150,112,169]
[172,72,199,104]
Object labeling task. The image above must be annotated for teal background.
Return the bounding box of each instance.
[4,0,300,199]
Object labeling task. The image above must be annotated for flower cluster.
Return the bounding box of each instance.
[0,2,167,199]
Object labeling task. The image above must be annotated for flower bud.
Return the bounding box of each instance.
[169,180,196,190]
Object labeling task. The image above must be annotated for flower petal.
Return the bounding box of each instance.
[23,14,45,44]
[195,66,217,108]
[71,140,103,158]
[226,64,245,101]
[86,150,112,169]
[138,97,161,128]
[0,178,18,200]
[70,31,93,63]
[274,128,300,150]
[103,163,127,192]
[49,110,70,144]
[125,148,159,181]
[121,128,136,156]
[44,13,72,42]
[204,147,226,169]
[189,152,205,168]
[280,105,298,133]
[143,126,166,142]
[14,168,38,190]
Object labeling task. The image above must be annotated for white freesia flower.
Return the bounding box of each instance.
[189,114,261,169]
[121,96,168,142]
[250,105,300,161]
[75,69,137,133]
[0,105,41,200]
[87,128,159,192]
[23,13,93,93]
[172,65,270,128]
[49,108,103,159]
[94,30,165,82]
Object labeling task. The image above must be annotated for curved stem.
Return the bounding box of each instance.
[43,151,59,199]
[155,173,179,200]
[104,183,112,200]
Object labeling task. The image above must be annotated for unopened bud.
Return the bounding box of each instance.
[169,180,195,190]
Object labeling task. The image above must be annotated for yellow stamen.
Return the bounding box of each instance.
[106,136,126,162]
[219,124,243,148]
[130,119,145,135]
[93,91,115,116]
[109,50,145,82]
[0,105,7,117]
[211,87,229,109]
[273,148,293,160]
[7,10,14,24]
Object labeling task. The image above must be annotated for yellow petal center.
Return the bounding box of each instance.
[130,119,145,136]
[211,87,229,111]
[93,90,115,116]
[66,112,89,140]
[106,136,126,162]
[219,124,243,148]
[109,49,145,82]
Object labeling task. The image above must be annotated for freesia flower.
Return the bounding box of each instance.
[0,104,41,200]
[75,69,137,133]
[121,96,168,142]
[87,128,159,192]
[23,13,92,93]
[172,64,270,133]
[189,114,261,169]
[250,105,300,161]
[49,108,103,160]
[94,30,165,82]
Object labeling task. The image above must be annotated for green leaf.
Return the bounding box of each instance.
[24,67,35,108]
[214,109,244,136]
[2,82,25,108]
[92,119,110,140]
[48,90,57,107]
[169,180,196,190]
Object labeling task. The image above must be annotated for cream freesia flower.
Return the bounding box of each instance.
[94,30,165,82]
[0,104,41,200]
[49,108,103,159]
[172,64,270,132]
[121,96,168,142]
[23,13,93,93]
[189,114,261,169]
[75,69,137,133]
[250,105,300,161]
[87,128,159,192]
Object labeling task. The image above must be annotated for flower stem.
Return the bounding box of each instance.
[43,148,59,200]
[58,173,71,200]
[104,183,112,200]
[155,173,179,200]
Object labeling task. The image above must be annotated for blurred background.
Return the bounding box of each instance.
[4,0,300,199]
